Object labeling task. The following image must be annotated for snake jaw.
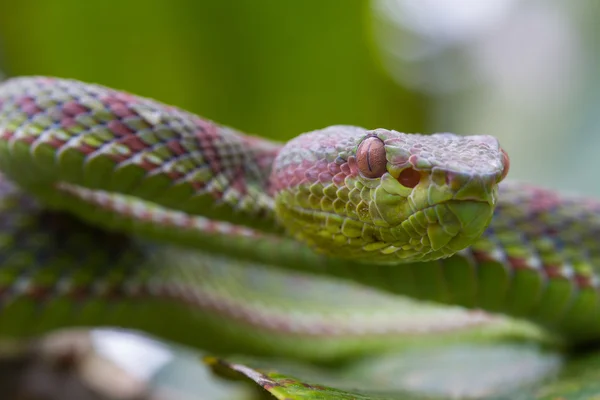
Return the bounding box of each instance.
[274,172,496,263]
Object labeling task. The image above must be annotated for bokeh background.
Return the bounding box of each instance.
[0,1,599,398]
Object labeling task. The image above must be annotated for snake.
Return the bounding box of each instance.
[0,76,600,397]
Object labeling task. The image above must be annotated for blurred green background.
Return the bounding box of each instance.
[1,0,599,194]
[0,0,426,141]
[1,1,600,398]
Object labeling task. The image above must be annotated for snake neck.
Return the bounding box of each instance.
[0,77,285,237]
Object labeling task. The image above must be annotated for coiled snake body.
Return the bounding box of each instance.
[0,77,599,395]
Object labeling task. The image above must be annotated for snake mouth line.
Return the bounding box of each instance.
[287,198,491,233]
[282,198,493,259]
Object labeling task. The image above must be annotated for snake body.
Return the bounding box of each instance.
[0,76,599,363]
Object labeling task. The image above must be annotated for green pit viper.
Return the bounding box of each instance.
[0,76,599,399]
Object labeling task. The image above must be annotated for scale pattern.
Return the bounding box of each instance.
[0,76,599,348]
[0,176,499,361]
[0,76,280,229]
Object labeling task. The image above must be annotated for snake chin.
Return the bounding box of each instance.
[412,199,494,261]
[276,199,494,263]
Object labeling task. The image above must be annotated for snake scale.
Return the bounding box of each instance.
[0,76,600,395]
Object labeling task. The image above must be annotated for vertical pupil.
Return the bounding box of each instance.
[357,137,386,178]
[366,141,373,172]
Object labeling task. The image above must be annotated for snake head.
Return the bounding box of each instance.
[271,126,509,263]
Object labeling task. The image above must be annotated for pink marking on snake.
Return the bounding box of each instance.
[15,135,36,145]
[408,154,420,167]
[110,102,136,118]
[318,172,333,184]
[109,154,130,163]
[119,135,149,152]
[340,162,351,175]
[108,120,134,136]
[167,140,187,155]
[271,158,354,193]
[138,156,161,172]
[22,102,42,117]
[332,173,346,187]
[0,131,15,141]
[294,165,308,181]
[544,265,567,280]
[328,162,342,175]
[62,101,89,117]
[388,151,409,165]
[77,143,97,155]
[269,167,300,192]
[47,137,67,149]
[575,274,595,289]
[37,77,56,84]
[113,92,137,103]
[16,96,35,106]
[166,171,185,180]
[346,156,360,176]
[472,250,496,263]
[530,189,562,212]
[60,117,78,130]
[304,168,318,182]
[507,256,529,270]
[230,174,248,195]
[191,181,206,191]
[192,119,220,142]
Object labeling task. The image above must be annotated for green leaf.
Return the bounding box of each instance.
[205,341,571,399]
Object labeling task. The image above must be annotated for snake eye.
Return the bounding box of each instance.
[500,148,510,181]
[357,136,387,178]
[398,167,421,188]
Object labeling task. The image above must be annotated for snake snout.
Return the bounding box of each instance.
[447,174,498,206]
[416,165,501,258]
[445,200,494,245]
